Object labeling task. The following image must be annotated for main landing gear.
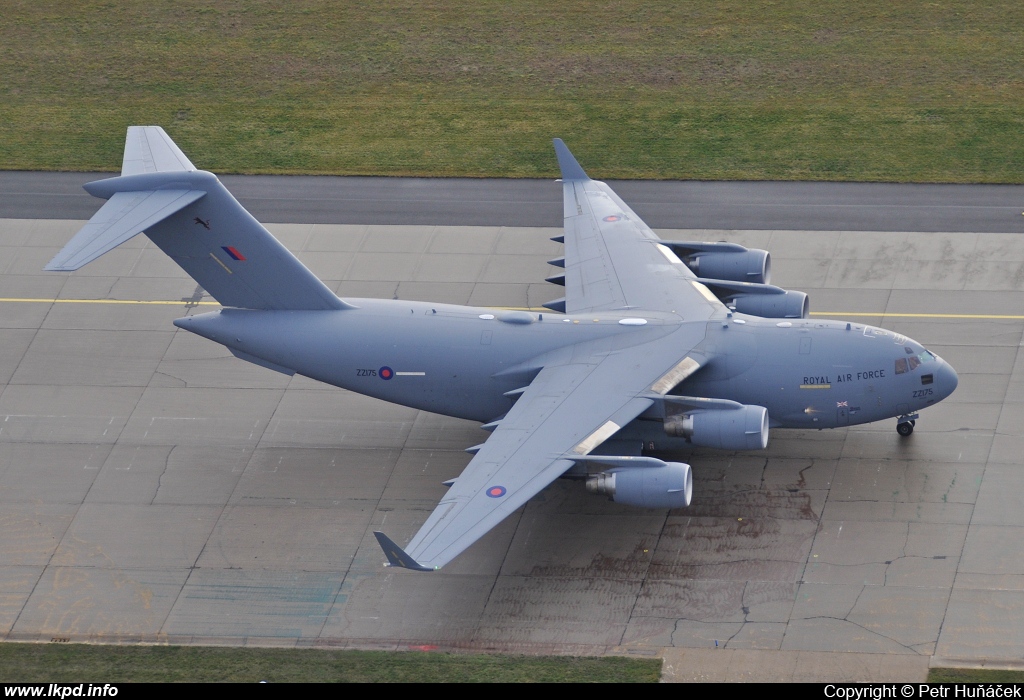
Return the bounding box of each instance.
[896,413,920,437]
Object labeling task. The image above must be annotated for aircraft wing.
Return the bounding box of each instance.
[374,140,722,571]
[375,322,706,571]
[554,139,727,316]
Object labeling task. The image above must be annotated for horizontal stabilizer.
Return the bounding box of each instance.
[45,189,206,271]
[373,532,434,571]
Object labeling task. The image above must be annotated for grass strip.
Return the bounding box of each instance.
[0,643,660,683]
[929,668,1024,683]
[2,1,1022,181]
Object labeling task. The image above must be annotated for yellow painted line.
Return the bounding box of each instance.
[800,384,832,389]
[0,298,1022,320]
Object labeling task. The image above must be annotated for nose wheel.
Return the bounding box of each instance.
[896,413,919,437]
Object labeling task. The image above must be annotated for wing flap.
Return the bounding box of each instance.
[44,189,206,271]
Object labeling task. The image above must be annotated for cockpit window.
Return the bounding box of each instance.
[904,346,915,354]
[896,350,935,375]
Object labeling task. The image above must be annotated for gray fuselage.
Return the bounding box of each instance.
[175,298,958,448]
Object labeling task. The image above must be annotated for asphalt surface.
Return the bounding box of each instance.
[2,171,1023,232]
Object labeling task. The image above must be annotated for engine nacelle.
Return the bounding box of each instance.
[729,290,808,319]
[586,461,692,509]
[688,250,771,285]
[663,404,769,450]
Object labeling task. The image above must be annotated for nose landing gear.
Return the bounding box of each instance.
[896,413,919,437]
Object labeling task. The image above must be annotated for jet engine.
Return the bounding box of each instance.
[661,241,771,284]
[695,278,809,319]
[586,461,692,508]
[663,404,769,450]
[728,289,808,319]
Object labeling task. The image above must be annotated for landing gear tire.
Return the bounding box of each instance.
[897,421,914,437]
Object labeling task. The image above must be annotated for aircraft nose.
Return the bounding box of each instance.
[937,357,959,399]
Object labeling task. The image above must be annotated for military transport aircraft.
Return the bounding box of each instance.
[46,127,958,571]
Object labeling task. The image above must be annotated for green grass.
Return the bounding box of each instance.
[1,1,1023,181]
[929,667,1024,683]
[0,643,660,683]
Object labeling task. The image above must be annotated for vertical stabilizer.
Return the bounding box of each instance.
[122,126,197,175]
[46,127,351,311]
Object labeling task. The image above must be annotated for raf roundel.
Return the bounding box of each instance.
[486,485,507,498]
[603,215,621,222]
[379,366,394,380]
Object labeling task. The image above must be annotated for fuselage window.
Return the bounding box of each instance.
[921,374,934,385]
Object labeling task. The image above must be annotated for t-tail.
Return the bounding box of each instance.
[45,126,350,311]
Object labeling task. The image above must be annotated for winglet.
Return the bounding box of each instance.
[553,139,590,181]
[373,532,434,571]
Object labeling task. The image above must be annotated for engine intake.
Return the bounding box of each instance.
[586,461,692,509]
[664,404,769,450]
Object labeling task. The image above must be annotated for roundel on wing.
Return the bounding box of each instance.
[486,485,507,498]
[379,366,394,380]
[603,215,621,222]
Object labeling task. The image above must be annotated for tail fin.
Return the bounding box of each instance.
[45,127,349,311]
[121,125,197,175]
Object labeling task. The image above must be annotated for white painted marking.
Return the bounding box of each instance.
[618,318,648,326]
[691,281,720,303]
[651,357,700,395]
[574,420,621,455]
[395,371,426,376]
[656,243,685,265]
